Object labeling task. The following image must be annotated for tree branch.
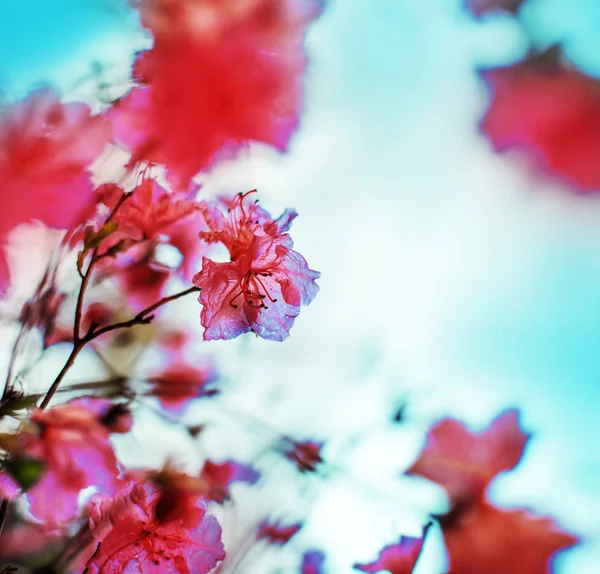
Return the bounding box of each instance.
[38,286,200,410]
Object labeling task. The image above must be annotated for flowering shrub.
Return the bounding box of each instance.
[0,0,587,572]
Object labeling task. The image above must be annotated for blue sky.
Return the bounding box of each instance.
[1,0,599,572]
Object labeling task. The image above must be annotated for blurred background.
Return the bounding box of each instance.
[0,0,599,571]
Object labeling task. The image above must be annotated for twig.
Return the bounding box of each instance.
[74,191,131,344]
[38,342,86,409]
[40,190,132,410]
[0,498,8,538]
[38,286,199,410]
[89,286,199,340]
[2,266,55,400]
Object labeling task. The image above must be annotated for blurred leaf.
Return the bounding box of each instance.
[5,456,45,490]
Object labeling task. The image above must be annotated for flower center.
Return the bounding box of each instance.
[229,270,278,309]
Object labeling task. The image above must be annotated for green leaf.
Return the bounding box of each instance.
[77,249,88,274]
[83,221,119,250]
[0,394,40,417]
[103,237,136,258]
[5,456,45,490]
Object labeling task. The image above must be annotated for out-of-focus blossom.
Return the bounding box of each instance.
[0,88,112,290]
[257,520,302,545]
[301,550,326,574]
[465,0,525,18]
[22,286,67,349]
[117,251,171,311]
[441,501,578,574]
[354,523,431,574]
[94,180,207,309]
[86,478,224,573]
[0,472,21,501]
[99,179,198,242]
[0,521,62,563]
[194,233,319,341]
[166,211,210,282]
[284,439,323,472]
[198,459,260,503]
[480,50,600,191]
[69,396,133,434]
[112,0,323,189]
[147,362,218,413]
[406,409,530,505]
[4,397,123,528]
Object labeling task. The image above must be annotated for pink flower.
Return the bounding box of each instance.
[199,189,297,261]
[354,523,431,574]
[10,397,123,528]
[112,0,323,188]
[480,50,600,191]
[146,362,218,413]
[406,409,530,505]
[100,179,198,242]
[0,87,112,290]
[193,233,319,341]
[95,180,206,309]
[86,479,224,573]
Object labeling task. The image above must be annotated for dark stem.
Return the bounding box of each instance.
[38,286,200,409]
[89,286,200,339]
[74,191,131,343]
[41,190,132,409]
[2,267,55,400]
[38,342,85,409]
[2,323,27,399]
[0,498,8,538]
[73,252,96,344]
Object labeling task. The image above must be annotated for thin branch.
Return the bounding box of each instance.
[38,342,86,409]
[0,498,8,538]
[89,286,200,340]
[40,190,133,410]
[74,191,131,343]
[38,286,199,410]
[2,266,54,399]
